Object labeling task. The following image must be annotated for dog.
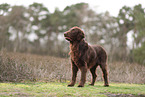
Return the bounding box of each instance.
[64,26,109,87]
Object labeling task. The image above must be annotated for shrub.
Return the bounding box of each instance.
[0,50,145,84]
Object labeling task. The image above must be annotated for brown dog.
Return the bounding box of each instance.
[64,26,109,87]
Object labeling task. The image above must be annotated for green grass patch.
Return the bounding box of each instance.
[0,82,144,97]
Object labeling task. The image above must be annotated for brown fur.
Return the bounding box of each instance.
[64,26,109,87]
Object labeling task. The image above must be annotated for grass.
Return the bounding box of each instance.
[0,82,144,97]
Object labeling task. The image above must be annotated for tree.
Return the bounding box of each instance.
[28,3,50,54]
[115,4,145,64]
[132,4,145,65]
[0,3,11,50]
[115,6,134,61]
[8,5,29,52]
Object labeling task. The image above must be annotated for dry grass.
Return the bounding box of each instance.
[0,50,145,84]
[0,50,71,82]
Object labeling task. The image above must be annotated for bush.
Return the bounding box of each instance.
[133,43,145,65]
[0,50,71,82]
[0,50,145,84]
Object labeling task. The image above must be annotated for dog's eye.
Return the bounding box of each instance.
[71,30,76,34]
[72,31,76,33]
[73,29,79,33]
[71,29,76,32]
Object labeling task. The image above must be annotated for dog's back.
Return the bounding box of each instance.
[91,45,107,64]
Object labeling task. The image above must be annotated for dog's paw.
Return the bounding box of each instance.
[78,85,84,87]
[104,84,109,87]
[89,84,94,86]
[68,84,74,87]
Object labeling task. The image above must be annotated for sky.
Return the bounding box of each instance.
[1,0,145,16]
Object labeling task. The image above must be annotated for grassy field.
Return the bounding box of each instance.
[0,82,145,97]
[0,51,145,97]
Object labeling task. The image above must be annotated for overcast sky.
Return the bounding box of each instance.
[1,0,145,16]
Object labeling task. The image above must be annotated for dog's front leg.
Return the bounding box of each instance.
[78,65,87,87]
[68,60,78,87]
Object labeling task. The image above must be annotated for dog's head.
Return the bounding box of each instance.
[64,26,85,42]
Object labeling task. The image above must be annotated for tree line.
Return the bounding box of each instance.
[0,3,145,65]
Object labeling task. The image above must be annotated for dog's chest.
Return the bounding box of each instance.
[69,44,80,63]
[70,51,79,60]
[70,50,80,62]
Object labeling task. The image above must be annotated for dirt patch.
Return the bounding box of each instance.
[106,93,145,97]
[0,92,31,96]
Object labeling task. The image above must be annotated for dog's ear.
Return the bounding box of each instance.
[84,42,88,49]
[77,29,85,41]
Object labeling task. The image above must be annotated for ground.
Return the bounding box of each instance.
[0,82,144,97]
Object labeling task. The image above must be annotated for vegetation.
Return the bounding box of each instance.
[0,82,144,97]
[0,51,144,84]
[0,3,145,65]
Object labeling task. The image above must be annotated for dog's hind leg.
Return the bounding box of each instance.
[100,63,109,87]
[89,65,98,86]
